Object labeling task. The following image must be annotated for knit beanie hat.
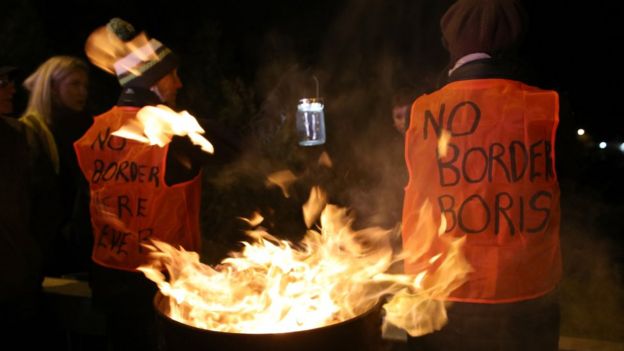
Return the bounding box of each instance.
[85,18,178,88]
[0,65,18,77]
[440,0,528,64]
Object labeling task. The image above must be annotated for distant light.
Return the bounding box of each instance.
[620,143,624,153]
[599,142,607,149]
[577,129,585,136]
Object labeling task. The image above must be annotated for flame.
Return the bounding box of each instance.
[139,187,470,336]
[302,186,327,228]
[318,151,333,168]
[238,212,264,227]
[112,105,214,154]
[265,170,297,198]
[85,27,156,75]
[437,129,451,158]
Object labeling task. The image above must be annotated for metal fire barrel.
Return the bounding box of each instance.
[154,292,382,351]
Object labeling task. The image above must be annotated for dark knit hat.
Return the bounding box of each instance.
[0,66,18,76]
[440,0,528,64]
[87,18,178,88]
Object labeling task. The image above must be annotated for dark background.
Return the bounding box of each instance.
[1,0,623,143]
[1,0,623,342]
[1,0,622,135]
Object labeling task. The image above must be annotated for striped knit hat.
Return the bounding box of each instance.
[88,18,178,88]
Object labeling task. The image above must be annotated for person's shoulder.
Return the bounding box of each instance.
[412,85,445,104]
[0,116,29,149]
[0,115,21,129]
[0,115,28,138]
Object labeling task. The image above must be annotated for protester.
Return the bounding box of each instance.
[19,56,92,278]
[390,87,416,136]
[75,18,240,351]
[0,64,46,345]
[0,66,19,117]
[402,0,561,350]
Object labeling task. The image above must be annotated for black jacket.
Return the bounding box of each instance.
[0,116,43,318]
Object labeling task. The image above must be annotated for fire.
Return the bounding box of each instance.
[318,151,333,168]
[88,26,469,335]
[139,187,470,336]
[266,170,297,198]
[437,129,451,158]
[85,26,155,76]
[112,105,214,154]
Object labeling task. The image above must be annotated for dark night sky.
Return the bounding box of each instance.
[1,0,622,136]
[4,1,624,140]
[1,0,623,175]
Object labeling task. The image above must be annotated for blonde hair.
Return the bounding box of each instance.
[19,55,88,173]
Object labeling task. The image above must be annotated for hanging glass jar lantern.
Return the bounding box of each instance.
[296,76,326,146]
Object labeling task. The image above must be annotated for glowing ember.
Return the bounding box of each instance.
[139,187,470,336]
[112,105,214,154]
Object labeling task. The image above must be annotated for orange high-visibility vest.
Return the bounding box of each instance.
[74,106,201,272]
[403,79,561,303]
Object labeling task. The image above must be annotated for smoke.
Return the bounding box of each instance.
[197,0,456,262]
[192,2,624,342]
[193,1,446,261]
[558,181,624,342]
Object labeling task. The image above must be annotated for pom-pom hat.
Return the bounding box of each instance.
[85,18,178,88]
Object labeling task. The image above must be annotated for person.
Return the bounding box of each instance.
[402,0,561,350]
[0,64,44,343]
[75,18,240,351]
[391,87,416,136]
[0,65,19,117]
[18,56,92,278]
